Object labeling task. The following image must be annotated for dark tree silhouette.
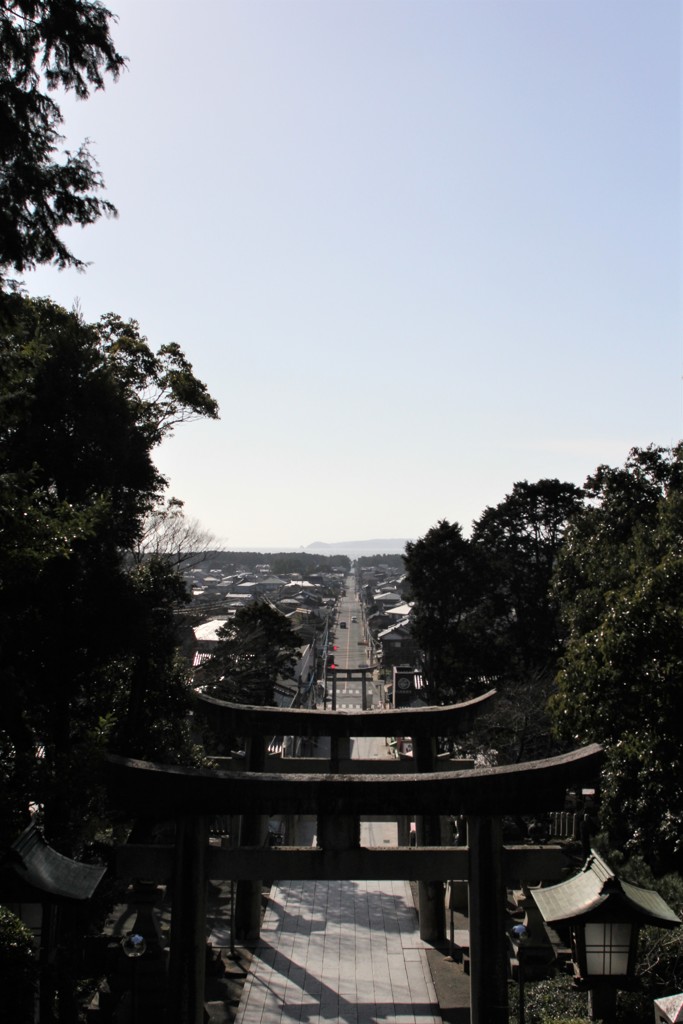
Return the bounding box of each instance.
[0,0,126,284]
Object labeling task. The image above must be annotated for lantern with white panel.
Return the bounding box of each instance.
[532,850,680,1022]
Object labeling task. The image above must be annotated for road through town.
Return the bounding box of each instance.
[328,573,381,711]
[234,577,438,1023]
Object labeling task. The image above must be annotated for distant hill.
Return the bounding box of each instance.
[305,539,410,557]
[205,539,412,560]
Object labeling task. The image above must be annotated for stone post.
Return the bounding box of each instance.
[588,982,617,1022]
[329,735,351,773]
[397,815,412,846]
[317,814,360,850]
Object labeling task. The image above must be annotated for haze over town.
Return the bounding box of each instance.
[24,0,681,550]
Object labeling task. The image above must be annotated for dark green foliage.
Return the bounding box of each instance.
[404,484,583,708]
[0,294,218,852]
[404,520,488,702]
[450,480,584,763]
[203,601,302,706]
[463,667,561,765]
[510,973,589,1024]
[472,479,584,677]
[270,551,351,574]
[0,906,37,1023]
[96,312,218,443]
[404,484,583,762]
[1,296,160,543]
[608,855,683,1004]
[109,557,201,765]
[197,551,351,574]
[552,444,683,873]
[355,553,405,569]
[0,0,125,282]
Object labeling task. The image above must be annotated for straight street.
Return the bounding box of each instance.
[231,572,441,1023]
[328,573,381,710]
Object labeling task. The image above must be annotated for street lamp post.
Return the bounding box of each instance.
[511,923,529,1024]
[121,933,146,1024]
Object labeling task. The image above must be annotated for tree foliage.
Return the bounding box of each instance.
[552,444,683,873]
[203,601,302,707]
[0,294,218,851]
[269,551,351,574]
[461,668,562,766]
[0,905,37,1022]
[599,852,683,1008]
[403,520,487,702]
[108,556,203,765]
[132,496,216,569]
[0,0,126,282]
[472,479,584,676]
[511,973,590,1024]
[191,551,350,576]
[355,553,405,569]
[403,484,584,767]
[447,480,583,763]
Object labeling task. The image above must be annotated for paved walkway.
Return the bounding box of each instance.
[235,878,442,1024]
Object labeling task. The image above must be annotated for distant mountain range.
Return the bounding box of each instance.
[225,539,412,558]
[305,539,411,557]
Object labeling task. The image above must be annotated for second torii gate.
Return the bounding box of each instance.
[105,693,603,1024]
[326,666,376,710]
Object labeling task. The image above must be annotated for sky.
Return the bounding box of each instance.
[24,0,682,551]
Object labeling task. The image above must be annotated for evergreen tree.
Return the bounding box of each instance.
[471,479,584,676]
[0,0,125,284]
[552,444,683,873]
[203,601,301,707]
[0,294,218,851]
[403,520,486,702]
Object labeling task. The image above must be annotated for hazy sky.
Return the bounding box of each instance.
[25,0,681,550]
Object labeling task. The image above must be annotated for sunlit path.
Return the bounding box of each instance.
[235,879,441,1024]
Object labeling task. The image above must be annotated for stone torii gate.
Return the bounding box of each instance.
[105,694,603,1024]
[326,666,375,710]
[199,689,498,941]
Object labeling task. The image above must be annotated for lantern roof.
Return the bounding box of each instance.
[0,821,106,901]
[532,850,681,929]
[654,993,683,1021]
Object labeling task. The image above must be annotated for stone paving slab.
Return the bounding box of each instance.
[235,879,442,1024]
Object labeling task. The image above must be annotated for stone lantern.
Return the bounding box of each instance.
[532,850,680,1022]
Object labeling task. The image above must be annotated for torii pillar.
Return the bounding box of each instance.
[168,814,209,1024]
[234,734,267,939]
[468,815,508,1024]
[414,734,445,943]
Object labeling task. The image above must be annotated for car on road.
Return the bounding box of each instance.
[339,621,347,628]
[351,616,358,623]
